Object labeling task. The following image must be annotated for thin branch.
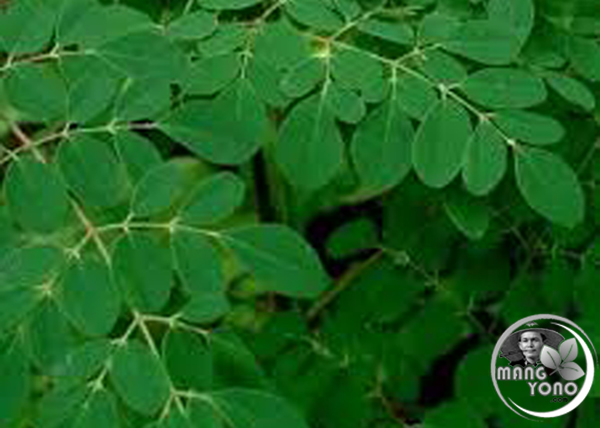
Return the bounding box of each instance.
[307,249,385,320]
[71,200,112,266]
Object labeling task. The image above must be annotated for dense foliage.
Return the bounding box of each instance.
[1,0,600,426]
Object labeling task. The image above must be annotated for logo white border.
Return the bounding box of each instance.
[491,314,598,420]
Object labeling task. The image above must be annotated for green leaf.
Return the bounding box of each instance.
[5,63,68,122]
[248,60,289,108]
[413,99,472,188]
[424,399,486,428]
[1,245,64,291]
[179,172,245,226]
[184,54,241,96]
[456,346,498,415]
[418,12,461,45]
[462,68,547,109]
[351,91,414,195]
[325,83,366,124]
[58,257,120,337]
[494,110,565,145]
[25,300,78,369]
[203,0,264,10]
[57,134,130,209]
[209,388,309,428]
[0,341,29,426]
[444,20,519,65]
[326,218,379,259]
[0,246,64,334]
[114,131,163,185]
[417,50,467,85]
[253,19,312,71]
[444,191,490,240]
[131,160,196,218]
[98,31,189,83]
[197,23,247,56]
[544,71,596,111]
[275,92,344,191]
[568,37,600,82]
[0,0,55,54]
[462,119,507,196]
[161,79,268,165]
[59,4,154,47]
[358,18,414,45]
[74,390,119,428]
[285,0,345,32]
[397,294,468,364]
[5,155,70,234]
[114,78,172,121]
[49,339,112,380]
[163,329,213,391]
[113,232,173,313]
[171,231,229,323]
[488,0,534,52]
[515,146,584,227]
[280,58,325,98]
[36,383,87,428]
[209,330,269,389]
[332,49,387,102]
[223,224,329,298]
[186,401,221,427]
[60,55,121,123]
[111,340,171,415]
[395,72,438,120]
[167,10,217,40]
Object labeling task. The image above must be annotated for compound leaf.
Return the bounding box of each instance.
[494,110,565,146]
[545,72,596,111]
[172,231,229,323]
[5,63,68,122]
[275,92,343,191]
[462,68,547,109]
[223,224,329,298]
[57,134,130,209]
[161,79,268,165]
[113,232,173,313]
[5,155,70,234]
[515,146,584,228]
[209,388,310,428]
[179,172,245,226]
[163,329,213,391]
[111,340,171,415]
[167,10,217,40]
[413,99,472,188]
[444,20,519,65]
[58,257,120,337]
[462,119,507,196]
[351,90,414,195]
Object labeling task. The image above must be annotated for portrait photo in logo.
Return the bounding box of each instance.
[500,328,564,369]
[491,314,598,420]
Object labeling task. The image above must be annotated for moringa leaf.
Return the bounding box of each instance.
[275,92,344,191]
[515,146,584,228]
[223,224,329,298]
[413,98,472,188]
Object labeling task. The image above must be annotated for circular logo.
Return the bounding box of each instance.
[491,314,598,420]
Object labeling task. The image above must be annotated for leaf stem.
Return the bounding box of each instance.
[71,200,112,266]
[307,249,384,320]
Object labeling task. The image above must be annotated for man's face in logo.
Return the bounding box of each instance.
[519,331,543,362]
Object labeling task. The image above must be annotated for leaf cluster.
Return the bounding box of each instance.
[2,0,600,427]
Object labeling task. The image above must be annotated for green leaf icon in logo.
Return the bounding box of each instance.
[541,339,585,381]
